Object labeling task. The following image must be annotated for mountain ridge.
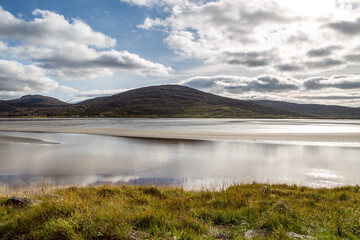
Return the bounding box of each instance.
[0,85,294,117]
[58,85,294,117]
[252,100,360,118]
[1,85,359,118]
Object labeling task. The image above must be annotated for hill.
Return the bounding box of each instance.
[2,86,360,118]
[6,95,69,108]
[0,85,294,118]
[252,100,360,118]
[53,85,294,117]
[0,100,14,112]
[0,95,69,117]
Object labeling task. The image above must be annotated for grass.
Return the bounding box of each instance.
[1,183,360,239]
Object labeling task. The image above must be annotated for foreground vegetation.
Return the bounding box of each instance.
[1,184,360,239]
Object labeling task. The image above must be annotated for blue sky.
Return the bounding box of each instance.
[1,0,360,106]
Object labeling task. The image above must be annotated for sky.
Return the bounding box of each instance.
[1,0,360,106]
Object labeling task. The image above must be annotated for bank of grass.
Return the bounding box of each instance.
[1,183,360,239]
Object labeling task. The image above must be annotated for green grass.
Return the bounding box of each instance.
[1,184,360,239]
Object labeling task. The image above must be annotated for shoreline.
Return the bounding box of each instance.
[0,125,360,143]
[0,135,59,144]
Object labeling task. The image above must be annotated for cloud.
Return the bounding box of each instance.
[137,17,167,29]
[275,64,302,72]
[75,89,127,98]
[180,74,300,94]
[0,60,58,98]
[304,75,360,90]
[120,0,201,8]
[305,58,344,69]
[120,0,174,7]
[220,50,277,67]
[0,6,172,79]
[293,93,360,100]
[59,86,128,103]
[327,18,360,36]
[0,7,116,48]
[179,73,360,107]
[182,74,360,93]
[307,45,341,57]
[288,92,360,107]
[0,41,7,52]
[26,46,173,79]
[345,53,360,62]
[135,0,360,74]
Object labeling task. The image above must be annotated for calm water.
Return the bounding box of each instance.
[0,118,360,189]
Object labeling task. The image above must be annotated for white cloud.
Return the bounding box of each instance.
[75,89,127,97]
[304,74,360,90]
[59,86,128,103]
[0,7,116,48]
[120,0,203,8]
[0,41,7,52]
[0,90,29,100]
[288,92,360,107]
[0,6,172,79]
[137,17,167,29]
[13,44,173,79]
[0,60,58,99]
[180,75,301,94]
[138,0,360,75]
[58,85,78,94]
[180,73,360,106]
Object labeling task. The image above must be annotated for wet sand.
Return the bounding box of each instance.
[0,124,359,143]
[0,135,59,144]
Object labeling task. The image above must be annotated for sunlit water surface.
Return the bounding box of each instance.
[0,118,360,189]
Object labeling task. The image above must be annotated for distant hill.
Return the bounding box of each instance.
[0,100,14,112]
[0,95,69,117]
[0,85,295,117]
[252,100,360,118]
[6,95,69,108]
[2,86,359,118]
[52,85,293,117]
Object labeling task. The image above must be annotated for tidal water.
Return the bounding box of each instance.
[0,118,360,189]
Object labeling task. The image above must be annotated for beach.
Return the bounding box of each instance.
[1,118,359,189]
[0,124,360,143]
[0,134,59,144]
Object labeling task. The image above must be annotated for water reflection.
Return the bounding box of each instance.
[0,131,359,189]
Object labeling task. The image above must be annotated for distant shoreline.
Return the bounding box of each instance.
[0,135,59,144]
[0,125,359,144]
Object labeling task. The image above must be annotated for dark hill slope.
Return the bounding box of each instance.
[253,100,360,118]
[0,95,69,117]
[0,100,14,112]
[59,85,295,117]
[6,95,69,108]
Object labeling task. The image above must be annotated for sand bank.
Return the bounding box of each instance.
[0,135,59,144]
[0,124,359,143]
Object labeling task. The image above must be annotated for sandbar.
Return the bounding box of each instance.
[0,135,59,144]
[0,124,359,143]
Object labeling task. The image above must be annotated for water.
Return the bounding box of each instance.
[0,118,360,189]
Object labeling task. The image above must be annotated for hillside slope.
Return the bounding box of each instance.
[0,95,69,117]
[6,95,69,108]
[253,100,360,118]
[56,85,294,117]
